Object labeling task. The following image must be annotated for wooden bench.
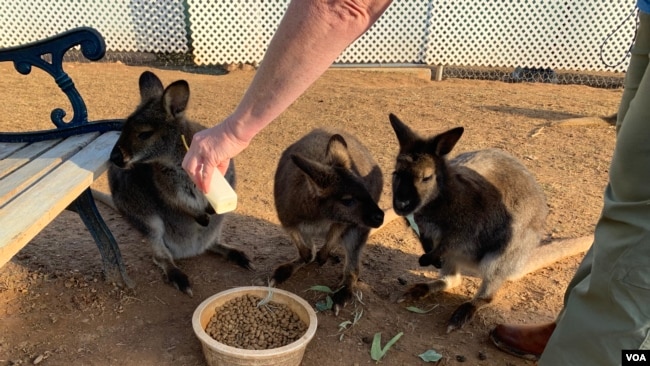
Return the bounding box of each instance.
[0,27,133,287]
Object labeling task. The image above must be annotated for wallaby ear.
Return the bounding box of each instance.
[139,71,164,101]
[163,80,190,118]
[431,127,464,156]
[325,134,352,168]
[389,113,418,149]
[291,154,336,195]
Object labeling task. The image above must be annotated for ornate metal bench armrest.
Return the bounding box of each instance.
[0,27,106,129]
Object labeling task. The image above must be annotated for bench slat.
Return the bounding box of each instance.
[0,131,120,268]
[0,133,99,207]
[0,142,27,160]
[0,140,62,179]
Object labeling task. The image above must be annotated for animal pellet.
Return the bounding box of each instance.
[205,294,307,350]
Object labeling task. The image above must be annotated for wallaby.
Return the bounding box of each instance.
[272,128,385,314]
[388,113,592,333]
[107,71,251,296]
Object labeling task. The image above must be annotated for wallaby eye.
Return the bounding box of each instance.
[340,196,356,207]
[137,131,154,140]
[422,175,433,182]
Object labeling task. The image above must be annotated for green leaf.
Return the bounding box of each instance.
[406,304,439,314]
[352,308,364,324]
[307,285,333,293]
[419,349,443,362]
[383,332,403,352]
[370,333,383,361]
[338,320,352,331]
[315,295,333,312]
[370,332,404,362]
[406,214,420,236]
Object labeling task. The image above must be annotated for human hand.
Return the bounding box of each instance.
[182,120,249,193]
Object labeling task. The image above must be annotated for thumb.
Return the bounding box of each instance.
[198,164,212,194]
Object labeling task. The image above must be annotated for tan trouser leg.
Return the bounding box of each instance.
[540,11,650,365]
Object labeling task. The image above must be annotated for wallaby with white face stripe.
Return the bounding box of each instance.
[107,71,251,296]
[388,113,592,333]
[272,128,385,314]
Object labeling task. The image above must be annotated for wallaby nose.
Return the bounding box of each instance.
[368,209,384,228]
[110,146,126,168]
[394,199,410,210]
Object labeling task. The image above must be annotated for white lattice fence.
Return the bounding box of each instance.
[427,0,638,72]
[187,0,432,65]
[0,0,639,73]
[187,0,636,72]
[187,0,291,65]
[0,0,188,53]
[337,1,433,64]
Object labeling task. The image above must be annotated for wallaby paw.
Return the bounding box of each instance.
[167,267,192,297]
[418,253,442,268]
[195,213,210,226]
[227,250,253,270]
[331,286,353,316]
[316,252,341,266]
[397,283,430,303]
[272,263,294,285]
[446,302,477,333]
[297,248,316,264]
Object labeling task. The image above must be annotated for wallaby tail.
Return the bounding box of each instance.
[91,189,117,210]
[519,235,593,277]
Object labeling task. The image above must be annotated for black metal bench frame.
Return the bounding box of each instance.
[0,27,132,287]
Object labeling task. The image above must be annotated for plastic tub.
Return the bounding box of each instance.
[192,286,318,366]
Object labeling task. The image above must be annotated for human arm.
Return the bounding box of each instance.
[182,0,393,193]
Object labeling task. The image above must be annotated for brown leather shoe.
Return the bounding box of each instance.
[489,322,556,361]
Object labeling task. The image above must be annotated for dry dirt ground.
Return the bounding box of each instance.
[0,62,621,365]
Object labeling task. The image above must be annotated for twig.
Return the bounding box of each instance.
[122,295,143,303]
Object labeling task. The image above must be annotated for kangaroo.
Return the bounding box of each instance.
[107,71,251,296]
[388,113,592,333]
[272,128,385,314]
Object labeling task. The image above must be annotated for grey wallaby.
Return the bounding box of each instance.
[388,113,592,333]
[107,71,251,296]
[272,128,385,314]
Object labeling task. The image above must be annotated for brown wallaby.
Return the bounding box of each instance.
[107,71,251,296]
[272,128,385,314]
[388,113,592,333]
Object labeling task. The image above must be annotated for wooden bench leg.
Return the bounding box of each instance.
[70,189,134,288]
